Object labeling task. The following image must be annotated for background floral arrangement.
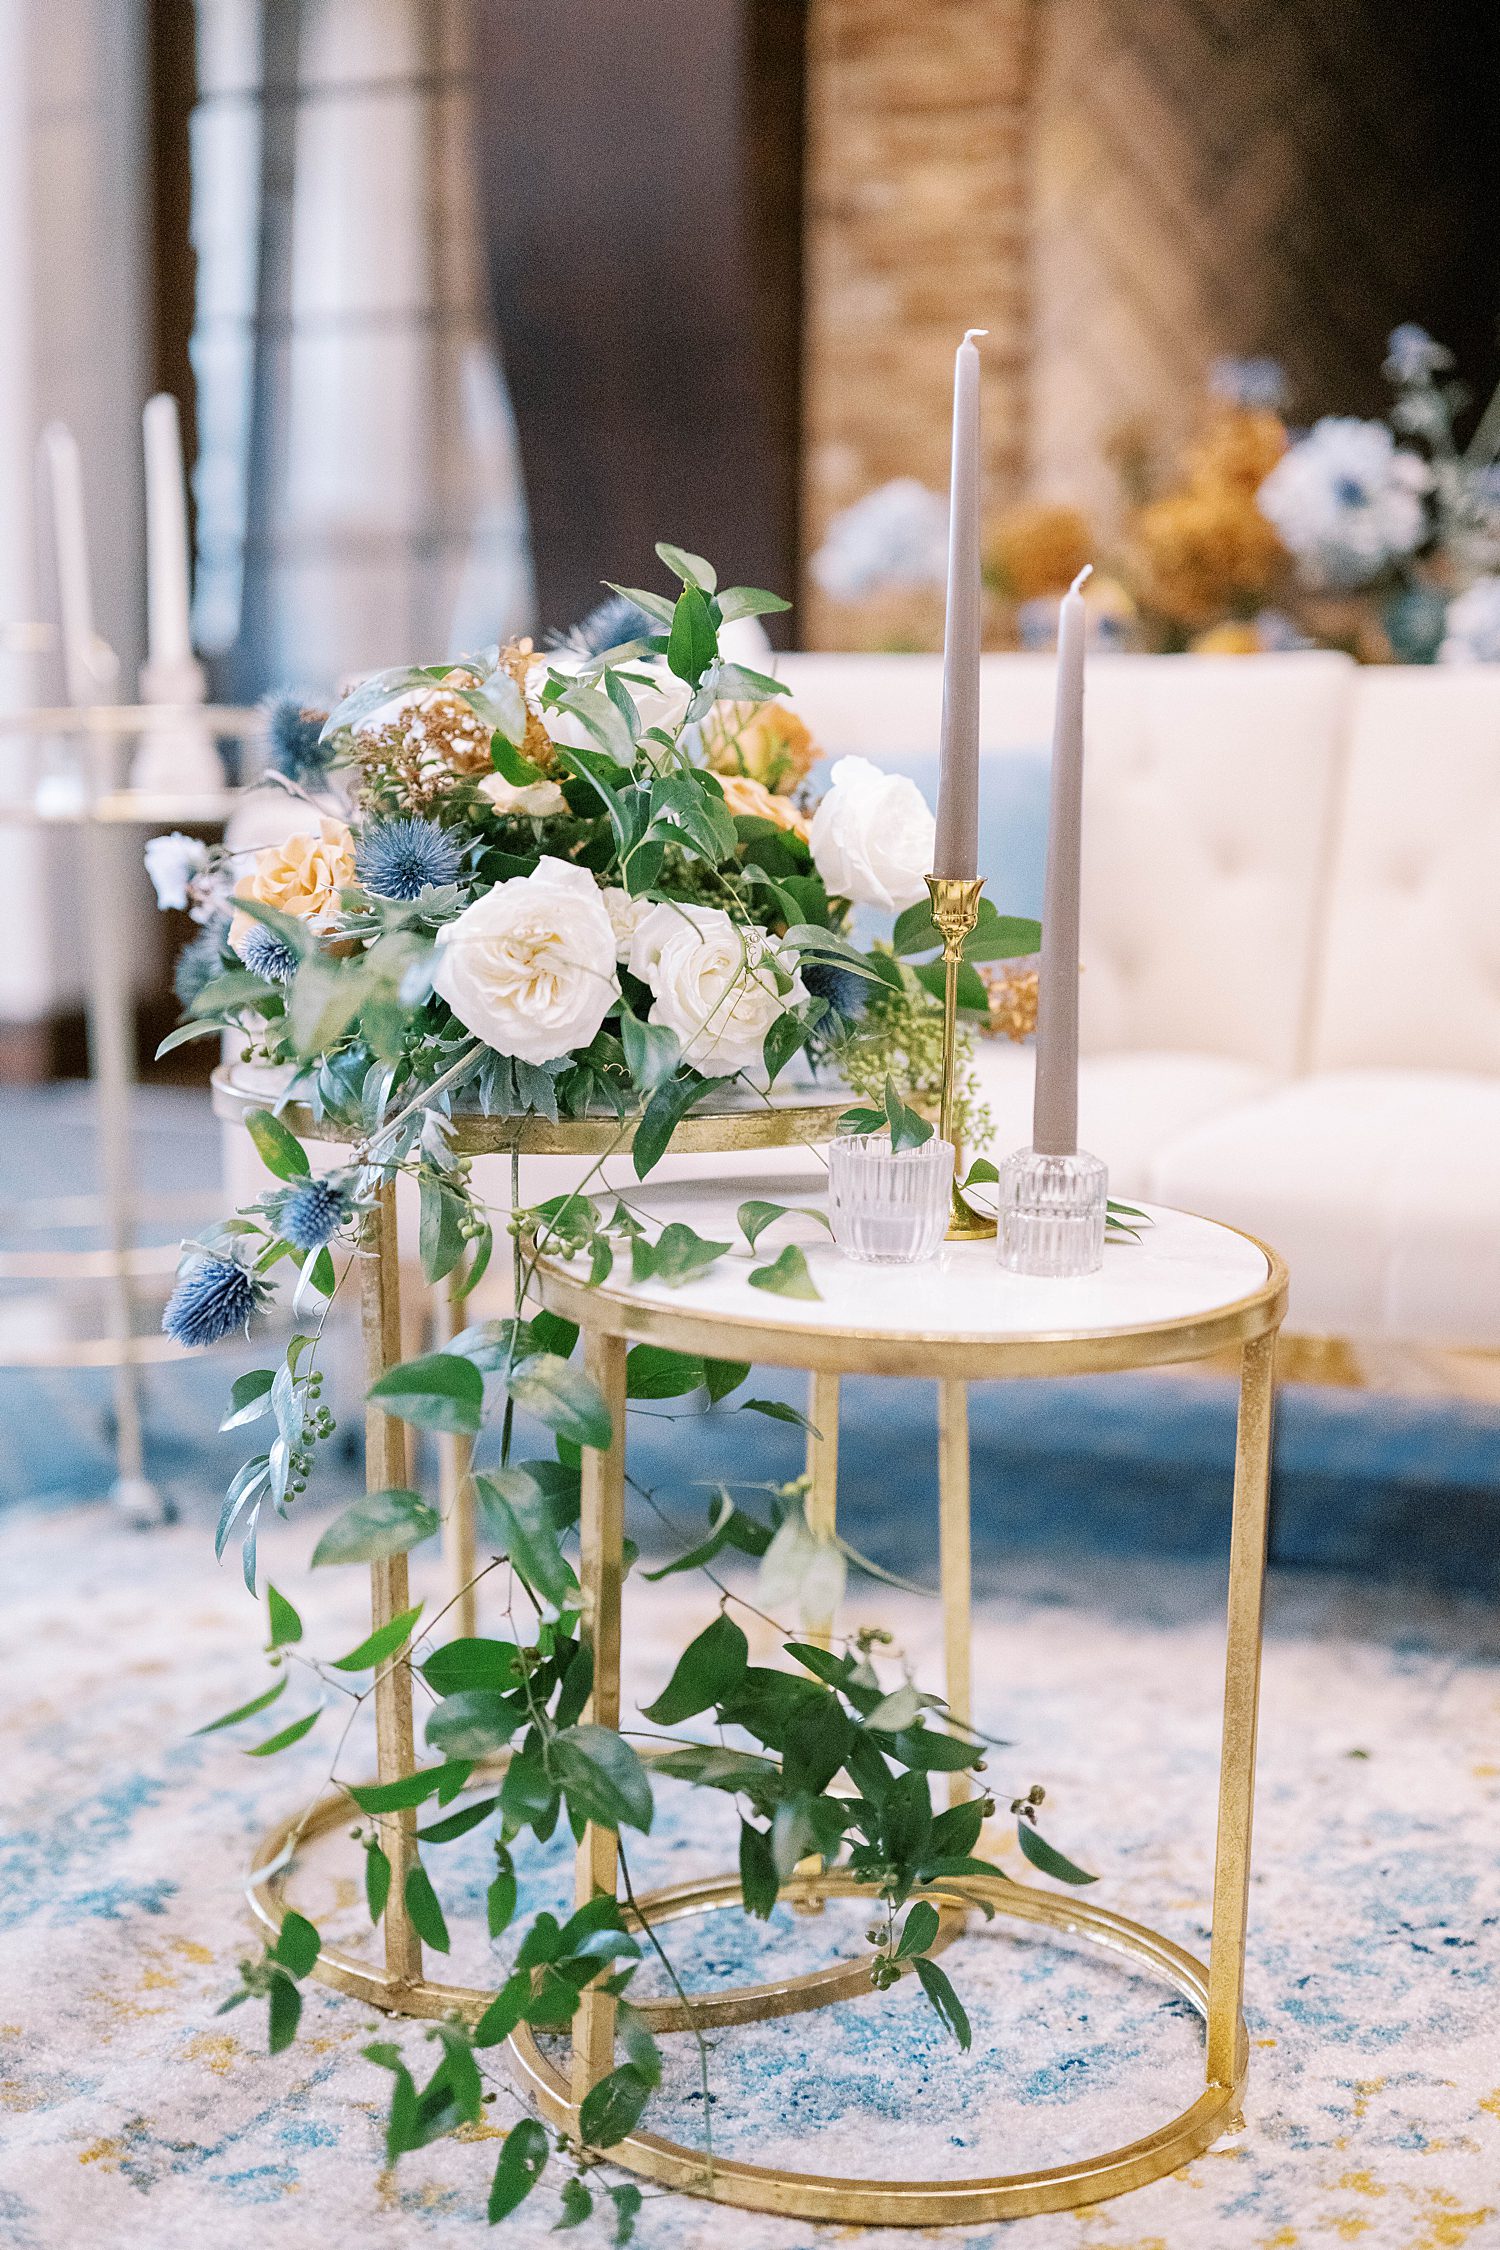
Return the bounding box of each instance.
[144,546,1054,2229]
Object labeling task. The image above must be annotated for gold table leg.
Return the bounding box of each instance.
[571,1328,628,2106]
[436,1265,478,1640]
[360,1179,422,1989]
[1206,1326,1277,2089]
[937,1376,973,1805]
[803,1370,841,1647]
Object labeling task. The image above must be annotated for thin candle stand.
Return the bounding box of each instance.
[926,872,998,1240]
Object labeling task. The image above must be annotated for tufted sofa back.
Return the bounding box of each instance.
[1307,669,1500,1075]
[779,648,1354,1076]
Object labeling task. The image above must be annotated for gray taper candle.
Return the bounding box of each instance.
[1032,566,1092,1156]
[932,329,987,879]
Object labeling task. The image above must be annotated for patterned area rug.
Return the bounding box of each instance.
[1,1503,1498,2250]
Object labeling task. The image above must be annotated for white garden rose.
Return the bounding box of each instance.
[602,884,653,963]
[808,755,936,912]
[477,770,570,819]
[631,901,805,1078]
[431,856,619,1066]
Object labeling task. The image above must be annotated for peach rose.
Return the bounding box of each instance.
[716,770,812,840]
[703,701,818,791]
[229,817,357,948]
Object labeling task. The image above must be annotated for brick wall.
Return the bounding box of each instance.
[800,0,1036,648]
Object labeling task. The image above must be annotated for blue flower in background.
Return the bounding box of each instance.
[163,1254,268,1348]
[235,925,298,984]
[552,591,656,658]
[1257,417,1431,589]
[264,693,334,787]
[173,922,229,1008]
[1439,577,1500,664]
[1209,355,1289,412]
[279,1175,355,1252]
[355,816,464,901]
[1384,324,1453,385]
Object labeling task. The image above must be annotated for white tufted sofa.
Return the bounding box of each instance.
[778,652,1500,1367]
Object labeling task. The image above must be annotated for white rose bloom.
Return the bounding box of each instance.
[602,884,653,963]
[808,755,936,912]
[432,856,620,1066]
[477,770,570,819]
[144,830,210,911]
[632,901,805,1078]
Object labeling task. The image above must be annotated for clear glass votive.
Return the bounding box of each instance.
[827,1133,956,1265]
[997,1145,1108,1278]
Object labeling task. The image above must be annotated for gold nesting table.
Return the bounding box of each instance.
[241,1100,1285,2227]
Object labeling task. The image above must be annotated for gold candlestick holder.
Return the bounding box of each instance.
[926,873,998,1241]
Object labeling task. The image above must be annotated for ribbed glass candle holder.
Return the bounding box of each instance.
[827,1133,956,1265]
[996,1146,1108,1277]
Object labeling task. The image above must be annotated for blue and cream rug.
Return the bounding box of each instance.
[1,1502,1498,2250]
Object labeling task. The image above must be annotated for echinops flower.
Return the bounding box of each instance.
[235,925,298,984]
[265,692,335,786]
[163,1253,267,1348]
[280,1175,355,1251]
[355,816,464,901]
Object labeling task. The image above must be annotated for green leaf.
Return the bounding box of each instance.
[245,1708,321,1758]
[641,1221,730,1288]
[619,1011,680,1097]
[741,1397,815,1430]
[347,1760,473,1813]
[489,733,545,786]
[551,1724,654,1833]
[265,1583,302,1650]
[155,1019,226,1059]
[748,1243,821,1300]
[654,541,717,594]
[578,2062,653,2148]
[311,1488,439,1568]
[403,1861,451,1953]
[487,1849,518,1938]
[913,957,990,1013]
[641,1610,748,1725]
[895,1898,941,1960]
[418,1174,467,1286]
[266,1971,303,2054]
[915,1955,972,2049]
[368,1351,484,1436]
[604,580,677,626]
[418,1792,501,1844]
[221,1368,275,1430]
[420,1636,520,1697]
[244,1106,310,1182]
[194,1672,287,1735]
[883,1075,933,1152]
[739,1818,779,1919]
[703,1357,750,1403]
[475,1467,579,1610]
[555,2175,593,2231]
[1017,1820,1098,1886]
[963,1157,1000,1188]
[488,2117,549,2221]
[666,586,718,684]
[189,966,278,1019]
[625,1345,706,1399]
[641,1489,740,1580]
[329,1604,422,1672]
[737,1199,831,1253]
[507,1355,611,1451]
[609,2182,644,2244]
[271,1909,321,1978]
[425,1691,524,1760]
[715,584,791,622]
[892,898,1042,963]
[464,665,529,747]
[362,1835,391,1923]
[631,1069,713,1178]
[864,1684,923,1734]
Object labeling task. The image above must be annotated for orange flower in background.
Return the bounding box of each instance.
[703,701,819,792]
[715,770,812,839]
[988,503,1094,600]
[1185,407,1288,495]
[1133,482,1287,632]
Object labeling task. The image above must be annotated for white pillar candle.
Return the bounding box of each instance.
[143,393,195,671]
[1032,565,1092,1156]
[932,328,987,880]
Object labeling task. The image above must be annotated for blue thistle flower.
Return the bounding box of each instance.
[265,692,335,786]
[356,816,464,901]
[280,1175,355,1252]
[163,1253,267,1348]
[236,925,298,984]
[803,960,868,1023]
[174,922,230,1008]
[551,592,656,658]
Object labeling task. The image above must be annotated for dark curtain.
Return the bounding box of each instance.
[471,0,806,641]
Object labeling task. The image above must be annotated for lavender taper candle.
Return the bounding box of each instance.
[932,328,987,879]
[1032,565,1092,1156]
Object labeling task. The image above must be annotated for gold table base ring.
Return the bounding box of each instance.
[245,1777,962,2035]
[508,1866,1248,2227]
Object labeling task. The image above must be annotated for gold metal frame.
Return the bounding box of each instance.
[240,1099,1283,2226]
[926,873,998,1240]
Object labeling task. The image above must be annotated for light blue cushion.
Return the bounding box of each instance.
[821,745,1051,945]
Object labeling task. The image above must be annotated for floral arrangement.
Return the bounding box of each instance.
[147,547,1059,2229]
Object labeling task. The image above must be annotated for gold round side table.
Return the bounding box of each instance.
[509,1173,1286,2225]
